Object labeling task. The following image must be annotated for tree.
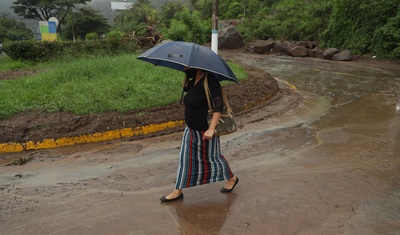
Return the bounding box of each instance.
[0,14,33,42]
[189,0,198,10]
[159,2,185,28]
[112,0,157,34]
[166,7,209,44]
[61,7,110,40]
[11,0,90,32]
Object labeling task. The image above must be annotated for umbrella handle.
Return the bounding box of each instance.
[180,89,184,104]
[180,76,190,104]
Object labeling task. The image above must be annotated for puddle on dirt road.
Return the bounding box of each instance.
[254,56,400,105]
[234,55,400,234]
[1,55,400,235]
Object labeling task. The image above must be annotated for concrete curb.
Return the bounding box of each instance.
[0,82,294,154]
[0,120,185,153]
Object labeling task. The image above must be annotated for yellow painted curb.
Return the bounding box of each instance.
[1,86,288,154]
[0,120,185,153]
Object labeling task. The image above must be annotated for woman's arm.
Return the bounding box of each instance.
[203,111,221,140]
[203,74,224,140]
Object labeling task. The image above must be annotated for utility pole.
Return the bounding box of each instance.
[68,1,76,42]
[211,0,218,54]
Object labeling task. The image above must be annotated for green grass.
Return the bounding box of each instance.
[0,55,42,70]
[0,54,247,120]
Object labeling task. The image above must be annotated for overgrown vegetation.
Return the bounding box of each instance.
[3,37,138,62]
[2,0,399,60]
[114,0,398,58]
[247,0,332,41]
[320,0,400,58]
[0,54,247,120]
[0,15,33,42]
[166,8,210,43]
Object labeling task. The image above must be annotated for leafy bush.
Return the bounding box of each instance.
[237,0,333,41]
[370,8,400,58]
[85,33,99,41]
[107,31,125,39]
[320,0,399,58]
[0,16,33,43]
[3,40,60,62]
[167,20,188,41]
[3,37,139,62]
[238,12,277,41]
[165,8,210,44]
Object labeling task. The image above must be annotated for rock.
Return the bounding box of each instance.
[296,41,308,48]
[253,38,275,54]
[309,48,325,59]
[323,48,339,60]
[285,42,297,54]
[332,50,353,61]
[243,45,254,53]
[272,40,286,53]
[242,39,356,60]
[218,25,244,49]
[290,46,308,57]
[306,40,318,49]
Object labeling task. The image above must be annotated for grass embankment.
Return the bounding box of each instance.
[0,54,247,120]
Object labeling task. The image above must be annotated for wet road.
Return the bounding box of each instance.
[1,55,400,235]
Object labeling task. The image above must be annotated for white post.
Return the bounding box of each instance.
[211,0,218,54]
[211,29,218,54]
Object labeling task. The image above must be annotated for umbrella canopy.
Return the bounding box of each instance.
[137,41,238,83]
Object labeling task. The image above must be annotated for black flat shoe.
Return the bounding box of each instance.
[220,177,239,193]
[160,193,184,202]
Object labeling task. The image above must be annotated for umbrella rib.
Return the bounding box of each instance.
[186,44,196,68]
[146,57,186,67]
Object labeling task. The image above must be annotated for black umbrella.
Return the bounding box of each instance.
[137,41,238,83]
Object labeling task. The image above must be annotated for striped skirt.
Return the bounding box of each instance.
[175,127,234,189]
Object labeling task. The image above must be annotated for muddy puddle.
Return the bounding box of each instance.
[1,55,400,235]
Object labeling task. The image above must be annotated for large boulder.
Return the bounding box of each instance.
[218,25,244,49]
[308,41,318,49]
[285,42,297,54]
[272,40,287,53]
[290,46,308,57]
[323,48,339,59]
[309,48,325,59]
[242,38,357,61]
[253,38,275,54]
[296,41,308,48]
[332,50,353,61]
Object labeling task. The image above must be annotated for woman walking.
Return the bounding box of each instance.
[160,67,239,202]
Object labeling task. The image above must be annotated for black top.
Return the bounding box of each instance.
[183,73,223,131]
